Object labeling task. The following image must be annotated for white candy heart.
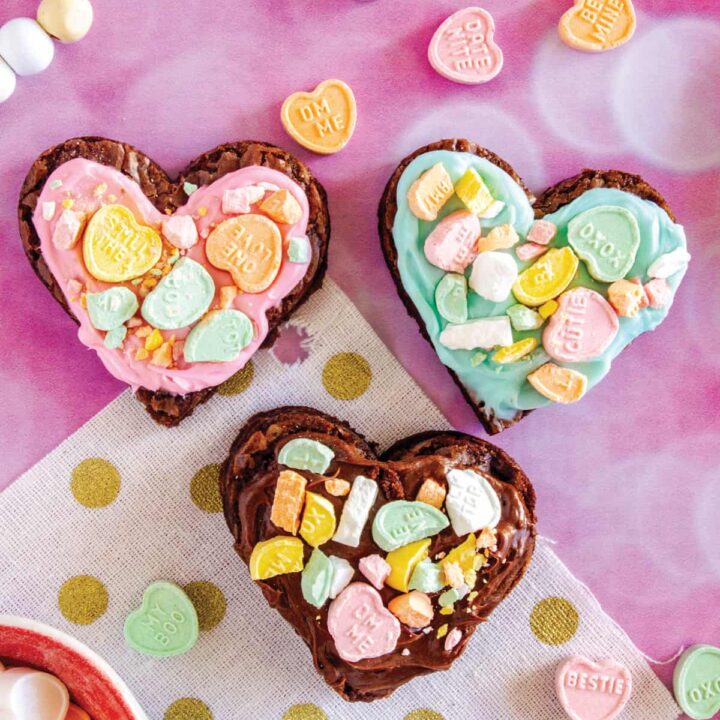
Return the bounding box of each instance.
[445,468,501,536]
[0,668,70,720]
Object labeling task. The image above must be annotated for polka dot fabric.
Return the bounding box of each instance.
[0,281,678,720]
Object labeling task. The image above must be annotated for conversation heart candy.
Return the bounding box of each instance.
[300,491,337,547]
[301,548,334,608]
[249,536,305,580]
[359,554,391,590]
[559,0,636,53]
[436,273,469,324]
[512,247,579,306]
[446,468,501,536]
[372,500,449,552]
[86,286,138,331]
[673,645,720,720]
[568,205,640,282]
[222,185,265,215]
[469,251,518,303]
[556,656,632,720]
[407,162,454,221]
[141,257,214,330]
[205,214,282,293]
[424,211,480,272]
[281,79,356,155]
[477,224,519,253]
[270,469,307,535]
[644,278,671,308]
[439,316,513,350]
[428,7,503,85]
[516,242,548,262]
[123,581,199,657]
[162,215,198,250]
[0,668,70,720]
[454,168,505,219]
[278,437,335,474]
[103,325,127,349]
[260,189,303,225]
[528,363,588,404]
[388,590,434,629]
[328,556,355,599]
[333,475,379,547]
[183,309,254,362]
[0,18,54,76]
[37,0,93,43]
[409,558,445,593]
[288,235,311,263]
[385,538,431,592]
[647,246,691,279]
[83,205,162,282]
[327,583,400,662]
[0,58,16,103]
[506,304,544,331]
[543,287,619,362]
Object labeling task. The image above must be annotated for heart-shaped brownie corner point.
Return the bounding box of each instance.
[18,138,330,427]
[378,139,689,435]
[220,406,536,702]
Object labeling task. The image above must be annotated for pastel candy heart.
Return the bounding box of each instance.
[86,286,138,331]
[371,500,449,552]
[445,468,501,536]
[83,204,162,282]
[123,581,199,657]
[428,7,503,84]
[559,0,636,53]
[278,438,335,474]
[512,247,579,307]
[249,536,305,580]
[423,210,479,272]
[183,309,254,363]
[281,79,357,155]
[435,273,468,324]
[385,538,430,592]
[673,645,720,720]
[141,257,215,330]
[528,363,588,404]
[0,668,69,720]
[300,491,337,548]
[543,287,619,363]
[358,554,391,590]
[301,548,334,608]
[568,205,640,282]
[327,583,401,662]
[556,656,632,720]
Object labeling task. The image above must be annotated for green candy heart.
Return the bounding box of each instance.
[278,438,335,474]
[86,287,138,331]
[435,273,468,324]
[141,257,215,330]
[673,645,720,720]
[408,558,444,593]
[372,500,449,552]
[301,548,334,608]
[183,309,253,363]
[124,581,199,657]
[506,304,543,331]
[568,205,641,282]
[104,325,127,349]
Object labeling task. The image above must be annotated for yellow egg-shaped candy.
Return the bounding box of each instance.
[386,538,431,592]
[249,536,304,580]
[299,492,336,548]
[37,0,93,43]
[512,247,579,307]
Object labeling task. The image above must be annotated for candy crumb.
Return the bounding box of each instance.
[437,624,449,639]
[62,197,74,210]
[444,627,462,652]
[401,648,410,656]
[135,348,149,361]
[49,179,63,190]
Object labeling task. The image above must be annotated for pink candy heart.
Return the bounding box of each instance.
[423,210,479,272]
[556,656,632,720]
[428,7,503,85]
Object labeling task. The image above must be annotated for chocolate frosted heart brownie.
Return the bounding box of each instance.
[19,138,329,426]
[220,406,536,702]
[379,139,690,434]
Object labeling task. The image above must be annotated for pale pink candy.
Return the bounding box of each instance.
[555,656,632,720]
[543,287,619,363]
[0,667,70,720]
[162,215,198,250]
[444,627,462,652]
[222,185,266,215]
[327,583,400,663]
[52,209,85,250]
[424,210,480,272]
[516,242,548,262]
[644,278,672,309]
[65,279,83,298]
[527,220,557,246]
[358,554,391,590]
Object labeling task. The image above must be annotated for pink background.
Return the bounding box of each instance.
[1,0,718,707]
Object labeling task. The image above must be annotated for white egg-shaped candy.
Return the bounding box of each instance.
[0,57,16,102]
[0,18,55,76]
[38,0,94,44]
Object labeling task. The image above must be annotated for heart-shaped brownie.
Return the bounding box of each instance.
[18,138,330,426]
[220,406,536,702]
[379,139,690,434]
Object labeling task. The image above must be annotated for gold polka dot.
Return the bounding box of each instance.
[218,361,254,396]
[282,705,328,720]
[58,575,108,625]
[322,352,372,400]
[404,711,445,720]
[530,596,579,645]
[70,458,121,508]
[183,581,226,632]
[190,464,222,513]
[163,698,213,720]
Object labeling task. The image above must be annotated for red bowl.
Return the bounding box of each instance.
[0,616,147,720]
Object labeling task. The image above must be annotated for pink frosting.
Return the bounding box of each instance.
[33,158,311,395]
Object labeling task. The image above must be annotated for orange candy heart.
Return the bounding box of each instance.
[559,0,636,52]
[205,214,282,294]
[281,79,357,155]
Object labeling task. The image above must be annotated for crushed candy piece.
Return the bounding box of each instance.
[219,285,238,309]
[388,591,434,629]
[42,201,56,221]
[407,162,454,221]
[324,478,351,497]
[476,527,497,550]
[648,247,691,279]
[470,351,487,366]
[222,185,265,215]
[183,181,198,196]
[437,623,449,639]
[608,278,647,317]
[144,328,164,352]
[135,347,149,361]
[260,189,303,224]
[386,538,431,592]
[249,535,304,580]
[359,554,391,590]
[439,316,513,351]
[104,326,127,349]
[424,211,479,273]
[507,304,544,331]
[455,168,499,217]
[527,219,556,245]
[333,475,378,547]
[444,534,478,575]
[644,278,671,308]
[162,215,198,250]
[151,339,174,368]
[492,337,538,364]
[539,299,559,319]
[328,556,354,598]
[512,247,579,306]
[52,209,85,250]
[442,561,464,589]
[516,242,548,262]
[409,558,445,593]
[300,491,337,548]
[66,278,83,299]
[301,548,333,608]
[444,627,463,652]
[62,197,74,210]
[469,251,518,303]
[49,179,63,189]
[270,469,307,534]
[416,478,447,509]
[288,235,311,263]
[476,223,519,253]
[197,207,208,217]
[528,362,588,404]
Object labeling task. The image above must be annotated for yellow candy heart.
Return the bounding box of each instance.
[83,205,162,282]
[299,492,337,548]
[249,536,304,580]
[443,533,477,575]
[528,362,588,404]
[512,247,579,307]
[559,0,636,53]
[386,538,431,592]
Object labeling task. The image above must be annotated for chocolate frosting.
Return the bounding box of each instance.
[221,407,536,702]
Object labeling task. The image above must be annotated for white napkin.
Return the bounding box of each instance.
[0,279,679,720]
